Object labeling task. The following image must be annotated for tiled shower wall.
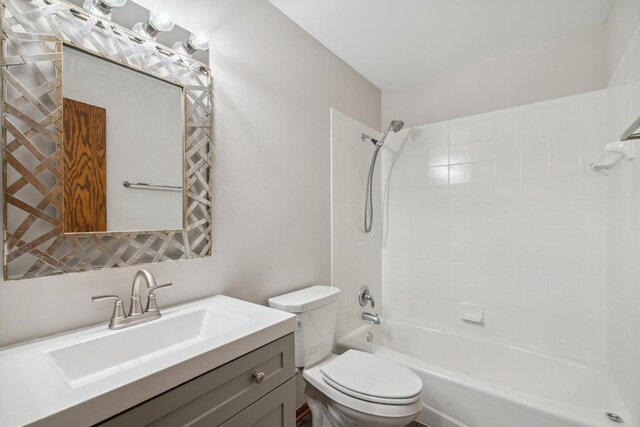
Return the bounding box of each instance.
[605,21,640,424]
[331,109,382,340]
[381,92,608,362]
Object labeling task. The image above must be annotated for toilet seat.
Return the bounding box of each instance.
[303,353,423,419]
[322,375,421,405]
[320,350,422,405]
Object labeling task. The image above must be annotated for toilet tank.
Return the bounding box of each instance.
[268,285,341,368]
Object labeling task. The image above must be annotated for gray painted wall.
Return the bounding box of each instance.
[606,0,640,82]
[383,25,607,127]
[0,0,381,347]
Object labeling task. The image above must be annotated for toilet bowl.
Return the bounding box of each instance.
[269,285,423,427]
[304,352,423,427]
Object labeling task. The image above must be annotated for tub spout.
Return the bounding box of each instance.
[362,311,381,325]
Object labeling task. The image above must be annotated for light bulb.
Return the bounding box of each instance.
[188,28,209,51]
[148,5,175,32]
[133,4,174,39]
[172,41,189,56]
[103,0,127,7]
[132,22,147,37]
[173,28,210,57]
[82,0,127,19]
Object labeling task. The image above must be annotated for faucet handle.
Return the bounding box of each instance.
[91,295,127,325]
[91,294,120,303]
[145,283,172,313]
[358,286,375,308]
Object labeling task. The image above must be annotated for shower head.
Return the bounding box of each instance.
[376,119,405,148]
[361,119,405,148]
[390,120,405,133]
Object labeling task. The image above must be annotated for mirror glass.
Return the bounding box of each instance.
[62,46,184,233]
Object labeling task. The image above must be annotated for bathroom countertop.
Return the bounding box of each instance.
[0,295,297,427]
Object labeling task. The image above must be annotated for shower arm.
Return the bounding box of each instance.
[361,133,379,145]
[361,120,399,148]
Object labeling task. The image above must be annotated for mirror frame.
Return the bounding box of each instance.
[1,0,213,279]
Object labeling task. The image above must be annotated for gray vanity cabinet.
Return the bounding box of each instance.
[220,379,295,427]
[97,334,295,426]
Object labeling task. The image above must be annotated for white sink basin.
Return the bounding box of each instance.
[0,295,297,427]
[48,307,252,387]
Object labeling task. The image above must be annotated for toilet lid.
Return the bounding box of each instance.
[320,350,422,404]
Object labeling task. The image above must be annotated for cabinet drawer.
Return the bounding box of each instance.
[98,333,294,426]
[219,378,295,427]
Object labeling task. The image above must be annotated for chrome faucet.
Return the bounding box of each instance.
[362,311,381,325]
[92,269,172,330]
[129,269,157,317]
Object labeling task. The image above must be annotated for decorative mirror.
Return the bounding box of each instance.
[2,0,213,279]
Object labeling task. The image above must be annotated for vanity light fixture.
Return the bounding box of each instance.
[172,28,210,56]
[82,0,127,19]
[133,5,175,40]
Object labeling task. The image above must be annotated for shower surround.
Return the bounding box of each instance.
[605,20,640,424]
[380,92,608,363]
[330,109,383,340]
[329,73,640,427]
[328,12,640,427]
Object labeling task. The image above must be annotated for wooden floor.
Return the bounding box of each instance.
[296,411,312,427]
[296,411,424,426]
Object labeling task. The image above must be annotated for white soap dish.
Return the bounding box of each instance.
[460,302,484,324]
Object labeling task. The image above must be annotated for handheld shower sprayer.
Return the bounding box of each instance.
[363,120,405,233]
[361,120,404,148]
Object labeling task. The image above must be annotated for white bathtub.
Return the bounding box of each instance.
[337,320,632,427]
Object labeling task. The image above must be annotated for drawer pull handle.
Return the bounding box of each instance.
[253,371,265,384]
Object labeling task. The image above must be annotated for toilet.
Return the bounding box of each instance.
[269,285,423,427]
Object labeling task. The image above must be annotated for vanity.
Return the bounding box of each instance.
[0,295,298,426]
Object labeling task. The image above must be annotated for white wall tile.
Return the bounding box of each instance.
[494,135,521,159]
[382,91,607,364]
[428,147,449,167]
[549,127,580,154]
[449,164,471,184]
[580,91,606,126]
[521,104,549,133]
[549,98,580,130]
[470,140,495,163]
[409,160,428,186]
[449,119,469,145]
[426,122,449,148]
[495,158,521,181]
[449,143,470,165]
[471,161,495,182]
[331,110,382,340]
[494,109,520,138]
[605,23,640,422]
[581,122,608,153]
[428,166,449,185]
[521,131,549,157]
[549,151,580,177]
[494,180,522,202]
[521,156,549,179]
[470,114,494,142]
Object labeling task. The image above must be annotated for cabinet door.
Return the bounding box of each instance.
[97,334,294,426]
[219,378,295,427]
